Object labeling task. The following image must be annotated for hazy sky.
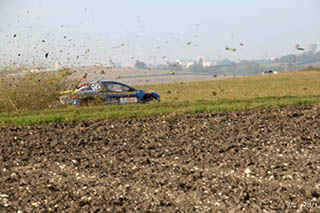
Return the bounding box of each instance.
[0,0,319,68]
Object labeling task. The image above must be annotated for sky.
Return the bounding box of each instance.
[0,0,320,68]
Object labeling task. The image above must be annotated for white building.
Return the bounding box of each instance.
[175,59,195,68]
[175,56,218,69]
[196,56,213,67]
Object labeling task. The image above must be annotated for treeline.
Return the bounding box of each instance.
[276,52,320,65]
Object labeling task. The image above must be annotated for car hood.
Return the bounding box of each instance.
[143,90,155,94]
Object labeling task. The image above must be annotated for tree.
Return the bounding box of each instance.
[167,62,182,71]
[134,60,147,69]
[187,62,206,72]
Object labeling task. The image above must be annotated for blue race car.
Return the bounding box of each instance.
[59,81,160,106]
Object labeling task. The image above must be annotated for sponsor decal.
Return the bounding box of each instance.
[120,97,138,103]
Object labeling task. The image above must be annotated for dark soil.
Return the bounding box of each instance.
[1,106,320,212]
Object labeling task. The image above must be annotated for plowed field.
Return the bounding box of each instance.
[1,106,320,212]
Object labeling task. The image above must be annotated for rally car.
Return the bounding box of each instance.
[59,81,160,106]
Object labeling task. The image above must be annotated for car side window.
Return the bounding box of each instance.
[121,85,130,92]
[106,83,130,92]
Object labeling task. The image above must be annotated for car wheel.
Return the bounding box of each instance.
[141,95,157,104]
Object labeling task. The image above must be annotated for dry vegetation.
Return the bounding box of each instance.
[0,68,73,113]
[136,70,320,103]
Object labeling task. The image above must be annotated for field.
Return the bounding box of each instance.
[1,69,320,212]
[1,70,320,126]
[1,105,320,212]
[136,70,320,102]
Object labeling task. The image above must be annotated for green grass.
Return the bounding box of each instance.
[1,94,320,126]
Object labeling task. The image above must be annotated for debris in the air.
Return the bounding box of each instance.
[83,73,88,79]
[45,53,49,58]
[295,44,305,51]
[42,40,45,43]
[18,54,21,56]
[113,44,125,48]
[187,41,191,46]
[101,70,105,74]
[240,43,244,46]
[13,34,16,38]
[225,47,236,52]
[64,36,67,39]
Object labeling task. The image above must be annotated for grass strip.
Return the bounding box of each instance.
[1,94,320,126]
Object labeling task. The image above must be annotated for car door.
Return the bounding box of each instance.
[102,82,138,104]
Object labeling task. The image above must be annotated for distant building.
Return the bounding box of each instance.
[304,44,317,53]
[197,56,213,67]
[186,62,195,68]
[175,56,213,69]
[175,59,195,68]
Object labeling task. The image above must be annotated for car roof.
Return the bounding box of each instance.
[101,81,128,85]
[99,81,136,89]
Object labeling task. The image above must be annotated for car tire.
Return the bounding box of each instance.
[141,95,156,104]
